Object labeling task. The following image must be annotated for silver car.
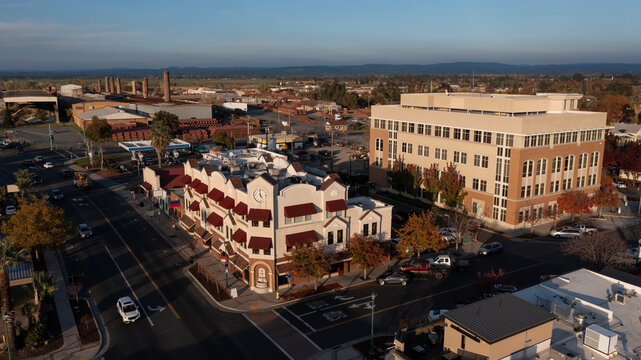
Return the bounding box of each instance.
[77,224,93,238]
[549,228,581,239]
[377,272,409,286]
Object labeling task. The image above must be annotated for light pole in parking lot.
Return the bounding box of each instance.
[369,292,377,356]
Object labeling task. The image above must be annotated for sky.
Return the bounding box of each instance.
[1,0,640,71]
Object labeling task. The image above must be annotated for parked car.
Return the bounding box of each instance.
[478,242,503,256]
[569,223,598,234]
[60,169,73,178]
[5,205,16,215]
[32,175,44,184]
[549,228,582,239]
[23,159,33,166]
[116,296,140,324]
[50,189,64,200]
[377,271,410,286]
[400,259,450,279]
[494,284,518,293]
[437,227,456,242]
[77,223,93,238]
[614,181,627,189]
[428,309,449,322]
[43,162,54,169]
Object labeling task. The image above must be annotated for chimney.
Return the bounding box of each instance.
[110,77,115,95]
[97,79,102,93]
[163,70,171,102]
[116,78,121,95]
[131,81,136,96]
[104,76,109,93]
[142,78,148,99]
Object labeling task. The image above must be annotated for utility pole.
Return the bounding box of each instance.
[330,126,334,173]
[99,145,104,170]
[48,124,53,150]
[369,292,377,356]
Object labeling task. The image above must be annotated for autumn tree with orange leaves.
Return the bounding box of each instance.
[440,163,467,208]
[396,211,447,258]
[349,235,387,280]
[557,190,594,223]
[593,176,620,217]
[594,94,631,124]
[422,164,440,202]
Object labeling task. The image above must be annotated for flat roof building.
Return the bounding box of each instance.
[369,92,608,228]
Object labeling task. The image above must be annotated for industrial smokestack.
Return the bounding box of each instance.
[116,78,121,94]
[97,79,102,93]
[142,78,148,99]
[131,81,136,96]
[104,76,109,93]
[163,70,171,102]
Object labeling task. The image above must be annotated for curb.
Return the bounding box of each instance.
[307,331,395,360]
[84,296,110,360]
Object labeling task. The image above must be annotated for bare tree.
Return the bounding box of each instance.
[561,232,628,267]
[446,210,479,250]
[523,204,549,236]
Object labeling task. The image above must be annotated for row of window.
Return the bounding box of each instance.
[522,153,600,178]
[472,178,488,192]
[522,129,603,148]
[518,204,558,224]
[521,174,598,198]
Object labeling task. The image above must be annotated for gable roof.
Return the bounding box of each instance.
[203,165,215,176]
[258,173,276,185]
[323,216,348,228]
[444,293,555,344]
[319,179,335,191]
[359,209,381,221]
[156,166,185,189]
[229,177,244,189]
[187,159,199,168]
[289,162,304,173]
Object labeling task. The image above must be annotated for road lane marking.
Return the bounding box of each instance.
[284,307,316,332]
[297,295,373,317]
[243,314,295,360]
[85,196,181,319]
[104,245,154,327]
[304,262,541,335]
[273,310,321,351]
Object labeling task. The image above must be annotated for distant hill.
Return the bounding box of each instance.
[3,62,641,77]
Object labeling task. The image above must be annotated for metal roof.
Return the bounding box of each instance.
[444,293,555,344]
[5,261,33,283]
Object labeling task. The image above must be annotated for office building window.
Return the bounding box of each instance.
[408,123,415,133]
[590,152,599,167]
[522,160,533,177]
[337,229,344,243]
[520,185,532,198]
[401,122,408,132]
[483,131,492,144]
[327,231,334,245]
[536,159,547,176]
[425,125,432,136]
[372,222,377,235]
[474,130,482,142]
[564,155,574,171]
[552,156,562,173]
[443,127,451,138]
[454,128,461,139]
[506,134,514,147]
[496,133,504,146]
[363,224,369,236]
[578,153,588,169]
[562,178,572,191]
[434,126,442,137]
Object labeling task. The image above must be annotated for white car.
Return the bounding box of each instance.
[33,156,44,162]
[77,224,93,238]
[5,205,16,215]
[614,181,627,189]
[428,309,449,322]
[437,228,456,242]
[549,228,582,239]
[117,296,140,324]
[43,162,54,169]
[566,223,598,234]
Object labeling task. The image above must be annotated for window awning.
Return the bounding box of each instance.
[202,231,213,242]
[247,209,271,222]
[140,182,152,191]
[248,236,272,250]
[195,183,208,195]
[276,262,293,275]
[220,196,235,210]
[206,212,223,227]
[285,230,318,247]
[188,201,200,211]
[231,229,247,243]
[325,199,348,212]
[190,178,202,189]
[233,202,248,216]
[180,215,195,228]
[194,225,207,238]
[284,203,317,218]
[208,188,224,202]
[233,256,249,271]
[179,175,192,186]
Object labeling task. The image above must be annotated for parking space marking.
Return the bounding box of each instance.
[243,314,295,360]
[104,245,153,327]
[283,307,316,332]
[273,310,321,351]
[304,262,542,335]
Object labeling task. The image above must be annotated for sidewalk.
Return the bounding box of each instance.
[36,251,101,360]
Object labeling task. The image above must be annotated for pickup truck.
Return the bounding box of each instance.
[400,259,450,280]
[428,255,470,272]
[565,223,597,234]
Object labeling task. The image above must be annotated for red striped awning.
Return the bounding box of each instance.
[233,202,248,216]
[179,175,192,186]
[247,209,271,222]
[231,229,247,243]
[325,199,348,212]
[195,183,208,195]
[188,201,200,211]
[285,230,318,247]
[208,188,224,202]
[219,196,235,210]
[206,212,223,227]
[248,236,272,250]
[284,203,317,218]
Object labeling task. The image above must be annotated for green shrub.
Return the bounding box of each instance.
[24,323,45,347]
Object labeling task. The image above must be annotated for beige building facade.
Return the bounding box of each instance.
[369,93,608,228]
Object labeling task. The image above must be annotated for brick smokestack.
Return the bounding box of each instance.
[110,77,115,95]
[104,76,109,93]
[116,78,121,94]
[163,70,171,102]
[142,78,148,99]
[97,79,102,93]
[131,81,136,96]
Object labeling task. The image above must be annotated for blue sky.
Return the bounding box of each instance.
[1,0,640,70]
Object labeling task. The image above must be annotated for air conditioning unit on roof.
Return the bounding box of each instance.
[583,324,617,355]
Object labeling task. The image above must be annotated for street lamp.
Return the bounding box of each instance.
[3,312,12,360]
[369,292,377,356]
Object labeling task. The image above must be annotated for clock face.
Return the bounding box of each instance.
[253,188,267,203]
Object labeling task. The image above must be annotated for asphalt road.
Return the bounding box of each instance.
[0,146,287,360]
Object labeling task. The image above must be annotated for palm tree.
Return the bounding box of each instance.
[0,238,29,350]
[13,169,33,197]
[150,111,178,169]
[32,271,57,322]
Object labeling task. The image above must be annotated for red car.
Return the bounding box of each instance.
[23,159,34,166]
